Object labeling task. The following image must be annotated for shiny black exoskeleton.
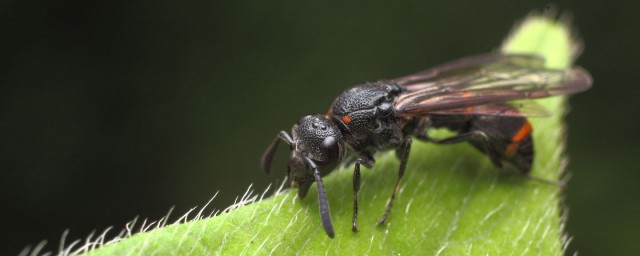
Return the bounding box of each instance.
[331,82,407,152]
[261,53,591,238]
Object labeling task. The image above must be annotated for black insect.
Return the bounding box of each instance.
[261,53,591,238]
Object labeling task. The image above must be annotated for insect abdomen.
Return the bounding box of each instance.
[467,116,535,174]
[506,125,534,174]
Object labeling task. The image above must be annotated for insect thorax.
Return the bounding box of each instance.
[329,82,407,153]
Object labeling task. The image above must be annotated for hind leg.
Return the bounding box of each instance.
[418,116,564,188]
[416,130,505,169]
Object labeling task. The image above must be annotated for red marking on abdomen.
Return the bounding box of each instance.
[505,121,532,156]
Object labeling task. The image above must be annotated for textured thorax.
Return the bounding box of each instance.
[328,81,407,152]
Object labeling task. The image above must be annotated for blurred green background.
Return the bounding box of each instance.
[2,1,638,255]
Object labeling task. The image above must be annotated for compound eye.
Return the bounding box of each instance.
[377,102,393,117]
[320,136,340,159]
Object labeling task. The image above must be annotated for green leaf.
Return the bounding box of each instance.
[80,12,579,256]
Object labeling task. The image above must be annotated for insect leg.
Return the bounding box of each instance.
[352,163,360,232]
[304,156,335,238]
[352,154,374,232]
[417,131,504,168]
[378,138,412,226]
[419,126,564,188]
[261,131,294,175]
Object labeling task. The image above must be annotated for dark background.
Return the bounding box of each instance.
[2,1,638,255]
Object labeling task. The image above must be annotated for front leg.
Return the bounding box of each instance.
[352,153,374,232]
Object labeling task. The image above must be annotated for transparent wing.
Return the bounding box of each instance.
[392,53,591,117]
[395,53,545,88]
[427,100,551,117]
